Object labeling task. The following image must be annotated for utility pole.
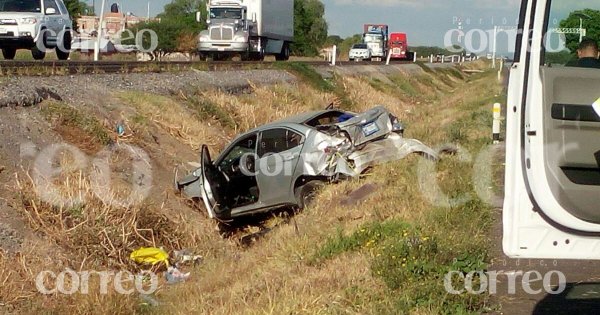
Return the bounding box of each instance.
[147,2,150,20]
[94,0,106,61]
[492,25,497,69]
[579,17,584,42]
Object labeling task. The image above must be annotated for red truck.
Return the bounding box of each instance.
[389,32,413,60]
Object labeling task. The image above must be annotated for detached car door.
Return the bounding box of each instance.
[256,127,305,206]
[504,0,600,259]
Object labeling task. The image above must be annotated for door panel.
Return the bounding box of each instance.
[540,67,600,223]
[256,128,304,206]
[200,145,227,218]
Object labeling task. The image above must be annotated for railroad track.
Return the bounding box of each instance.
[0,59,416,76]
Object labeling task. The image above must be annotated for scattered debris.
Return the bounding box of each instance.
[165,266,190,284]
[130,247,170,266]
[340,183,379,206]
[173,249,203,266]
[0,165,4,174]
[140,294,160,307]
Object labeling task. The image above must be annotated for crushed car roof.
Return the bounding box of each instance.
[254,109,351,130]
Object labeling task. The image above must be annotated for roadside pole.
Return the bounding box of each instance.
[492,26,497,69]
[331,45,337,66]
[493,103,501,144]
[94,0,106,61]
[386,50,392,65]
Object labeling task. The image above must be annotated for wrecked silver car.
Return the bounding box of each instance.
[176,106,437,220]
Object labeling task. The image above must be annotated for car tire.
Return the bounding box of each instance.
[31,46,45,60]
[32,29,48,60]
[294,180,324,209]
[2,48,16,60]
[275,42,290,61]
[56,31,71,60]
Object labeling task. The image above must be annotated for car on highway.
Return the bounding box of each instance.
[176,106,437,221]
[349,43,371,61]
[0,0,72,60]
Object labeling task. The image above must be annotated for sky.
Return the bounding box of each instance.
[87,0,594,55]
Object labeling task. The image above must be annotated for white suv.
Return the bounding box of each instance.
[0,0,72,60]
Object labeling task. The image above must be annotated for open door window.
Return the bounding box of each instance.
[504,0,600,259]
[200,145,229,219]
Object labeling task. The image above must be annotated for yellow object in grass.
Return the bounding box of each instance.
[130,247,170,266]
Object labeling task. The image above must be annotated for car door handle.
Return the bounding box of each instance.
[282,154,298,161]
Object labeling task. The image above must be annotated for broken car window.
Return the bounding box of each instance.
[258,128,303,158]
[218,134,257,170]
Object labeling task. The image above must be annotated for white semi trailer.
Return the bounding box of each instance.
[196,0,294,61]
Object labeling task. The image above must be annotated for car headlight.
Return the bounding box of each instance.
[234,36,247,43]
[199,35,209,41]
[20,17,37,24]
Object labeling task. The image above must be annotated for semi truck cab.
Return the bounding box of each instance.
[362,24,388,61]
[197,0,293,61]
[197,1,252,59]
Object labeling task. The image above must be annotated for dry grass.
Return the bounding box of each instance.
[117,91,229,151]
[143,63,501,314]
[2,61,500,314]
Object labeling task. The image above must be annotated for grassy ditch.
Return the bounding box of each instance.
[145,61,502,314]
[4,60,501,314]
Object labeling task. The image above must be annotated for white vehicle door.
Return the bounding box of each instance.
[504,0,600,259]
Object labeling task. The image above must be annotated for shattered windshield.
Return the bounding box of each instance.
[0,0,41,12]
[209,7,242,19]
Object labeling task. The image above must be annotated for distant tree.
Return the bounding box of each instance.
[324,35,343,47]
[64,0,88,31]
[126,19,188,60]
[126,0,206,58]
[546,50,576,65]
[292,0,328,56]
[338,34,362,54]
[177,32,199,58]
[559,9,600,53]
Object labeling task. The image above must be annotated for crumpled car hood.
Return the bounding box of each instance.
[176,106,437,200]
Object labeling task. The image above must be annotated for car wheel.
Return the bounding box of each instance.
[275,42,290,61]
[294,180,324,209]
[32,29,48,60]
[31,46,45,60]
[56,31,71,60]
[2,48,16,60]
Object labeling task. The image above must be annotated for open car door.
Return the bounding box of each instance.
[504,0,600,259]
[200,145,229,219]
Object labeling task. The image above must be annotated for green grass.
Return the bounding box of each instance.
[389,75,419,97]
[312,71,500,313]
[40,101,112,145]
[185,95,236,129]
[275,61,354,107]
[415,61,435,73]
[275,62,335,92]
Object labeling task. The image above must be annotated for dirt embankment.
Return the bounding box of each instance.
[0,61,481,313]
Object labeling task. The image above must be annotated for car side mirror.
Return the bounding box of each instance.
[196,11,202,23]
[45,7,56,15]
